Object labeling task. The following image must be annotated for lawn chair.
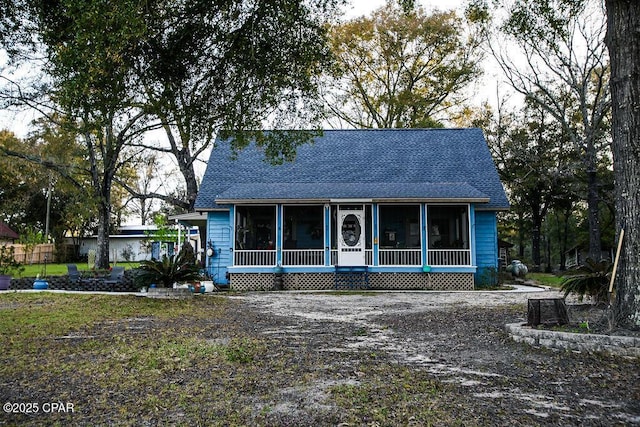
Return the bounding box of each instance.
[67,264,82,290]
[103,266,125,291]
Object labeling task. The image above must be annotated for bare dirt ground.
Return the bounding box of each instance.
[229,288,640,426]
[2,288,639,426]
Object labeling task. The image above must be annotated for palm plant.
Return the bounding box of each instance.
[135,249,200,288]
[560,258,612,305]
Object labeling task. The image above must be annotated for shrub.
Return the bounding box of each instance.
[0,245,24,276]
[560,258,611,305]
[135,249,200,288]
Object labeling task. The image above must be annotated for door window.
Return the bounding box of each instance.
[341,214,361,247]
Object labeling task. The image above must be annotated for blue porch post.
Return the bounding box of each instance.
[324,204,331,266]
[469,204,477,267]
[276,204,283,266]
[372,203,379,266]
[229,206,235,266]
[421,203,428,267]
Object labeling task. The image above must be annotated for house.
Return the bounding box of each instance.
[194,128,509,290]
[0,221,19,244]
[68,224,201,262]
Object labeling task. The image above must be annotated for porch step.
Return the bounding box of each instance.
[334,266,369,290]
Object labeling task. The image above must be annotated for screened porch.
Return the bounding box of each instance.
[232,204,472,267]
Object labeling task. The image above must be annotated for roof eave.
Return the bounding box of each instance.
[214,197,491,205]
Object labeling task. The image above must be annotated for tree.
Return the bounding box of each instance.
[0,126,102,261]
[122,0,336,211]
[29,0,156,268]
[121,153,163,226]
[0,130,45,228]
[2,0,337,267]
[472,0,611,261]
[605,0,640,327]
[324,3,482,128]
[467,99,578,269]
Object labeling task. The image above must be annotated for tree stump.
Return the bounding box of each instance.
[527,298,569,326]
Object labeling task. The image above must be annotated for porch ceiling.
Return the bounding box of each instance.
[214,182,490,204]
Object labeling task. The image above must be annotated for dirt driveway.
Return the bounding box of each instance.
[230,288,640,426]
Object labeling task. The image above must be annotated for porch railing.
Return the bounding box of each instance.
[378,249,422,266]
[234,250,276,266]
[428,249,471,266]
[233,248,471,267]
[282,249,324,266]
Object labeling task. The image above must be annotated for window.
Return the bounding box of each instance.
[427,206,469,249]
[378,205,421,248]
[235,206,276,250]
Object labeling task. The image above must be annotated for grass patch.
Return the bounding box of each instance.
[14,262,140,278]
[527,272,564,288]
[218,337,265,363]
[330,365,451,425]
[0,292,459,426]
[0,292,223,339]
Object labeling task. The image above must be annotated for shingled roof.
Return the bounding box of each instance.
[195,128,509,210]
[0,221,19,241]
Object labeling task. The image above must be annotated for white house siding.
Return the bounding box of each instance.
[69,226,200,263]
[76,237,152,262]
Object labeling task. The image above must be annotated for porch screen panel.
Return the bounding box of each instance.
[235,206,276,266]
[283,206,324,266]
[427,205,471,266]
[378,205,421,266]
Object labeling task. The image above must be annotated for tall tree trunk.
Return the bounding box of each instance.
[531,220,541,270]
[163,124,199,211]
[606,0,640,327]
[529,193,548,270]
[177,150,199,211]
[558,206,571,271]
[517,211,525,259]
[94,168,115,269]
[86,128,116,270]
[586,164,603,261]
[96,200,111,269]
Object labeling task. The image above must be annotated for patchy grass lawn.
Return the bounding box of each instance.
[15,263,140,278]
[527,272,564,288]
[0,292,455,426]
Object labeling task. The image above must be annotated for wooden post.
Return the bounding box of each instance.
[609,229,625,293]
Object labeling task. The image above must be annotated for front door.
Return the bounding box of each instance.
[338,206,366,266]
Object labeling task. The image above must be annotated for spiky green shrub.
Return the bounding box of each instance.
[560,258,612,305]
[135,250,200,288]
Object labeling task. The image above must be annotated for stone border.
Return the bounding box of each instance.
[505,323,640,358]
[145,287,193,299]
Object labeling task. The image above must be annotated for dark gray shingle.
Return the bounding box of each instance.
[195,129,509,210]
